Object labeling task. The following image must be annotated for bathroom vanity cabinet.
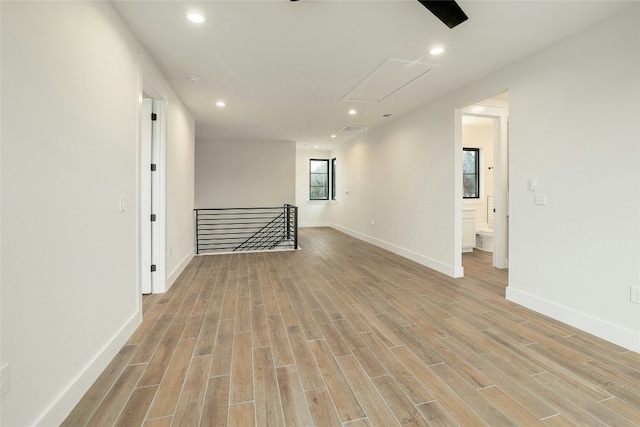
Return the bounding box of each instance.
[462,208,476,253]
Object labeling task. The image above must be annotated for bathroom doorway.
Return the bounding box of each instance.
[461,92,509,269]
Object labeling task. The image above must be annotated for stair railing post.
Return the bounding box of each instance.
[285,204,291,241]
[294,206,298,249]
[195,209,200,254]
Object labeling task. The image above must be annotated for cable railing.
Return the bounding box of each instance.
[194,205,298,254]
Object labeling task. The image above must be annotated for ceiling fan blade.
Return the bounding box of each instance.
[418,1,468,29]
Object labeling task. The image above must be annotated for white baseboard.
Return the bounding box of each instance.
[300,221,330,228]
[506,287,640,353]
[166,248,195,291]
[330,224,462,278]
[36,309,142,426]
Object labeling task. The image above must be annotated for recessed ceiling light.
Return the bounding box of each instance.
[188,74,200,82]
[430,47,445,55]
[216,101,226,107]
[331,134,337,138]
[187,12,204,23]
[348,109,357,115]
[314,145,319,148]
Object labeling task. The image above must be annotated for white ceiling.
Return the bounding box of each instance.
[112,0,632,150]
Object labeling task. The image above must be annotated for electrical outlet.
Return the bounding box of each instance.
[1,364,10,398]
[630,286,640,304]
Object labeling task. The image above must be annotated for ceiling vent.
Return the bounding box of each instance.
[340,125,368,133]
[343,58,441,104]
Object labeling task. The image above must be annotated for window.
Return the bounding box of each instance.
[331,158,337,200]
[463,148,480,198]
[310,159,329,200]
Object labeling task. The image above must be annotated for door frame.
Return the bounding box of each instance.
[137,55,167,294]
[459,104,509,269]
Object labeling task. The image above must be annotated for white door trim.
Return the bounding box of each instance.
[460,104,509,270]
[140,98,153,294]
[137,55,168,294]
[151,99,166,292]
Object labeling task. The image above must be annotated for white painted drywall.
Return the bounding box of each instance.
[195,139,295,208]
[165,102,196,285]
[329,5,639,350]
[0,2,195,425]
[503,6,639,351]
[330,103,462,277]
[296,149,333,227]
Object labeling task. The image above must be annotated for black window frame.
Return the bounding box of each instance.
[331,158,337,200]
[463,148,480,199]
[309,159,330,201]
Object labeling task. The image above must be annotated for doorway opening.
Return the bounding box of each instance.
[138,55,167,295]
[460,92,509,270]
[140,98,164,294]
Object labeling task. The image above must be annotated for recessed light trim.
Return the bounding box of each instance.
[348,109,357,115]
[187,12,205,23]
[430,47,445,55]
[216,101,226,107]
[188,74,200,82]
[331,134,337,138]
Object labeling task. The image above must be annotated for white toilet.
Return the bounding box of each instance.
[475,228,494,252]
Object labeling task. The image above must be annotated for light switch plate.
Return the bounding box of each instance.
[534,193,547,205]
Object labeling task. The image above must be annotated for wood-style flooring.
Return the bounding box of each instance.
[63,227,640,426]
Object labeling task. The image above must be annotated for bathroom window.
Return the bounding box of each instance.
[310,159,329,200]
[463,148,480,198]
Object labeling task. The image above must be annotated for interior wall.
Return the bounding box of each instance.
[295,149,332,227]
[195,139,295,208]
[329,4,639,350]
[503,5,639,350]
[330,104,461,277]
[0,2,195,425]
[165,101,196,284]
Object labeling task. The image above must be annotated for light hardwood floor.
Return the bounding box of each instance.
[63,227,640,426]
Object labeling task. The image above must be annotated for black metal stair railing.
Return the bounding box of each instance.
[194,205,298,254]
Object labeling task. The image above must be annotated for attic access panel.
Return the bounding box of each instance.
[343,58,441,104]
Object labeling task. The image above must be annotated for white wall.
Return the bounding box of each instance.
[504,6,639,351]
[329,5,639,350]
[0,2,195,425]
[195,139,295,208]
[330,104,462,277]
[166,102,196,284]
[296,149,333,227]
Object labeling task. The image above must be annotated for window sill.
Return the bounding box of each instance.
[308,200,337,205]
